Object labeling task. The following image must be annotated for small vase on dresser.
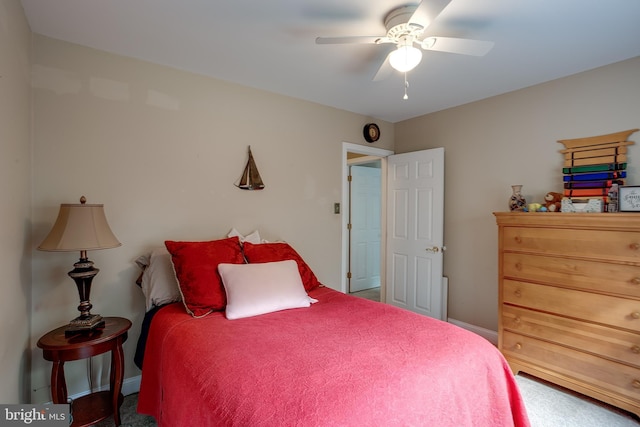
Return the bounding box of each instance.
[508,185,526,211]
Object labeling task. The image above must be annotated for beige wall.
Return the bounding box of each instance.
[0,0,32,403]
[395,56,640,331]
[29,35,393,402]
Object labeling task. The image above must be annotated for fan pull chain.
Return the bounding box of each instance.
[403,72,409,100]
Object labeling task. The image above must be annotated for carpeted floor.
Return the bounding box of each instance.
[350,286,380,302]
[93,393,155,427]
[516,373,639,426]
[103,373,640,426]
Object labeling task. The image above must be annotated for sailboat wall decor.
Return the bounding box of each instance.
[235,146,265,190]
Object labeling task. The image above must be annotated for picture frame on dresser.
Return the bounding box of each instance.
[619,186,640,212]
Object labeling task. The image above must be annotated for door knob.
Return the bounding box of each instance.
[425,246,440,253]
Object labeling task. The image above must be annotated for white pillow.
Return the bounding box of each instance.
[140,247,182,311]
[218,260,314,320]
[227,228,262,244]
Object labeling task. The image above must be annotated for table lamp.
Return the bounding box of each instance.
[38,196,121,334]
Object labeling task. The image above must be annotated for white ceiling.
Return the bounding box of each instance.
[20,0,640,123]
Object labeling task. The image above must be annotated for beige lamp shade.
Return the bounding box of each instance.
[38,198,121,251]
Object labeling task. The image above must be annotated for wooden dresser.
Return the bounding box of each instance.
[494,212,640,417]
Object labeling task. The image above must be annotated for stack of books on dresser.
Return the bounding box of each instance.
[558,129,638,210]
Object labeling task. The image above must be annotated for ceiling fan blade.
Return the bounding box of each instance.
[372,53,393,81]
[408,0,452,29]
[421,37,494,56]
[315,36,382,45]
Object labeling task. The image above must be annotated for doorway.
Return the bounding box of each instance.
[341,143,393,301]
[341,143,446,320]
[349,160,381,300]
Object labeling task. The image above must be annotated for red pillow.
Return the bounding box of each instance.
[165,236,244,317]
[242,242,321,291]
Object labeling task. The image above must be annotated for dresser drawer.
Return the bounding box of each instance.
[503,252,640,298]
[502,331,640,403]
[503,280,640,331]
[502,305,640,367]
[503,226,640,263]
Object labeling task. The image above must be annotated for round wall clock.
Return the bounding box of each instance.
[363,123,380,143]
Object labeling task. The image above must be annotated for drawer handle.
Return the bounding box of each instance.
[633,380,640,389]
[632,278,640,285]
[632,345,640,354]
[514,290,522,298]
[514,343,522,350]
[514,236,522,244]
[632,312,640,320]
[513,316,521,324]
[631,243,640,251]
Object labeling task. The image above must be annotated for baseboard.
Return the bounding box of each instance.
[448,318,498,346]
[122,375,142,396]
[65,375,142,403]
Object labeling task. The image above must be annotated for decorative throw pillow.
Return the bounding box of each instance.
[218,260,313,320]
[242,242,321,291]
[165,236,244,317]
[227,228,262,244]
[140,247,182,311]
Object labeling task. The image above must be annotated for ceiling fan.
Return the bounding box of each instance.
[315,0,494,96]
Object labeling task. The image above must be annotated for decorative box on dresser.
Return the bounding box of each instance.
[494,212,640,417]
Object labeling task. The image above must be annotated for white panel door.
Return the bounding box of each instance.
[350,165,381,292]
[386,148,445,320]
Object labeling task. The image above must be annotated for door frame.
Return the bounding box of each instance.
[341,142,394,295]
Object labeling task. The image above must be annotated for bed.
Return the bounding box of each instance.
[135,235,530,426]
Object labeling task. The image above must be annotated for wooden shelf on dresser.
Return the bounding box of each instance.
[494,212,640,418]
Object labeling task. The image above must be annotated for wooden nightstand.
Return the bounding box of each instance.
[37,317,132,427]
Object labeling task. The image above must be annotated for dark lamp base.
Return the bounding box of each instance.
[65,253,105,336]
[65,314,105,336]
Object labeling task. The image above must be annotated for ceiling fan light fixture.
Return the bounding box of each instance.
[389,45,422,72]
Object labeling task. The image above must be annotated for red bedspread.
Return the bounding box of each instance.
[138,286,530,426]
